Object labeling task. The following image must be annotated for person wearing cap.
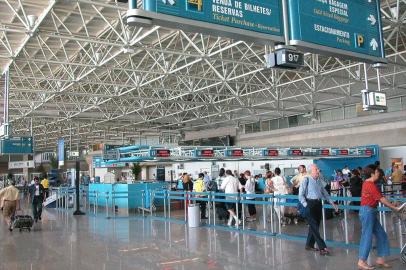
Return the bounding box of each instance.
[29,177,46,222]
[0,179,20,231]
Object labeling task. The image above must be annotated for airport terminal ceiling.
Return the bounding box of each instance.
[0,0,406,151]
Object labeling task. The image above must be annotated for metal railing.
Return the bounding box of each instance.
[54,187,406,250]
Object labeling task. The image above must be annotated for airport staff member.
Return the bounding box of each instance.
[0,180,20,231]
[299,164,338,256]
[29,177,46,222]
[41,176,50,198]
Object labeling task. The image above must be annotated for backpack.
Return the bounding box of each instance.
[207,181,218,192]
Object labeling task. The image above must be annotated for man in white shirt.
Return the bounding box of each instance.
[220,170,241,227]
[244,170,257,221]
[342,165,351,177]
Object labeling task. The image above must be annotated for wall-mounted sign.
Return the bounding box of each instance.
[153,149,171,158]
[8,160,35,169]
[318,149,330,156]
[195,149,214,158]
[0,137,33,154]
[288,0,385,63]
[226,149,244,157]
[339,149,349,156]
[289,149,303,156]
[263,149,279,157]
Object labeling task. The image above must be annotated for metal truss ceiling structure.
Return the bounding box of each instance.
[1,0,406,151]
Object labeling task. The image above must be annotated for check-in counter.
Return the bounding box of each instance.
[88,182,169,209]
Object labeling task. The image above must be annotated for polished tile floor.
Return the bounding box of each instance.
[0,208,405,270]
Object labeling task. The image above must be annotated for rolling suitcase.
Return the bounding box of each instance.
[12,213,34,232]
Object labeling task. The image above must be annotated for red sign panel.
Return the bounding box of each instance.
[339,149,349,156]
[199,149,214,157]
[365,149,374,156]
[267,149,279,156]
[156,149,171,157]
[320,149,330,156]
[231,149,244,157]
[290,149,303,156]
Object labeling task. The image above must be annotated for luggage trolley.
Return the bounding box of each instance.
[399,203,406,264]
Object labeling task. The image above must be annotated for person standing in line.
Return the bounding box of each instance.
[391,164,403,191]
[271,167,289,226]
[299,164,338,256]
[41,174,50,198]
[342,165,351,176]
[350,169,363,206]
[220,170,241,227]
[193,173,207,219]
[291,165,308,195]
[357,166,401,270]
[29,177,46,222]
[0,180,20,231]
[182,173,193,191]
[244,170,256,222]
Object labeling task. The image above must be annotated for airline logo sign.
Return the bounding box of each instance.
[288,0,385,63]
[145,0,283,37]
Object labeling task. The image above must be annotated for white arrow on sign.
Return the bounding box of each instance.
[370,38,379,50]
[367,14,376,25]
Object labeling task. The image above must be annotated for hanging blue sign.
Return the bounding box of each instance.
[93,156,127,168]
[288,0,385,63]
[142,0,284,37]
[0,137,34,154]
[57,139,65,167]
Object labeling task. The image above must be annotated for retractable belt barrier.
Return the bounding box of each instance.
[56,187,406,251]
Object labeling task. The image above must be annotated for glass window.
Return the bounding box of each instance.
[245,123,253,134]
[331,108,344,121]
[288,115,298,127]
[387,97,401,112]
[344,105,356,119]
[279,118,288,129]
[297,115,310,126]
[261,120,270,132]
[270,119,279,130]
[252,121,261,133]
[320,110,332,122]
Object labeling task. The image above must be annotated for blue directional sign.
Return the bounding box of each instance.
[288,0,385,63]
[0,137,33,154]
[143,0,283,37]
[93,156,127,168]
[57,138,65,167]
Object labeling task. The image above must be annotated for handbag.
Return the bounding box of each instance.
[297,177,309,218]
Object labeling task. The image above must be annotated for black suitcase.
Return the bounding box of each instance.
[13,215,34,231]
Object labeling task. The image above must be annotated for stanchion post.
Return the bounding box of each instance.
[163,190,167,218]
[344,200,349,244]
[105,192,109,218]
[322,200,326,240]
[168,191,171,220]
[236,195,239,229]
[141,190,145,217]
[207,192,211,225]
[270,195,274,234]
[184,191,187,223]
[242,195,245,230]
[277,196,281,234]
[213,192,216,226]
[263,196,266,231]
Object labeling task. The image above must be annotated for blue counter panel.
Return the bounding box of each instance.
[89,182,169,209]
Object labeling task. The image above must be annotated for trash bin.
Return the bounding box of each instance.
[188,204,200,228]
